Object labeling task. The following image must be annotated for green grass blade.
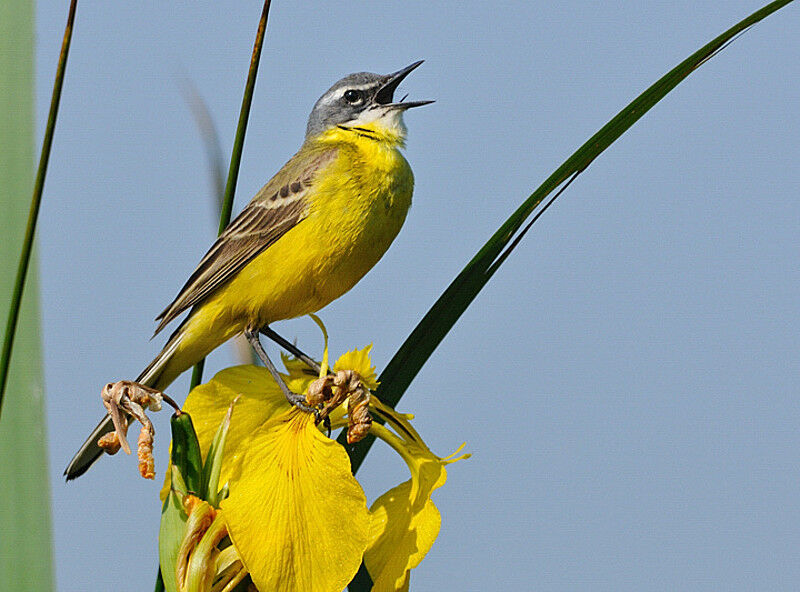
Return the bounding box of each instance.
[217,0,272,236]
[189,358,206,391]
[158,476,186,592]
[159,418,197,592]
[340,0,796,477]
[189,0,272,389]
[0,0,77,415]
[0,0,69,588]
[182,82,261,367]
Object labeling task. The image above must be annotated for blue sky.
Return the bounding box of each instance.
[35,2,799,590]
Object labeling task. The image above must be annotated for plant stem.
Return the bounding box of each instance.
[189,0,272,390]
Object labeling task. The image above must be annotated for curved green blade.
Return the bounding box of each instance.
[0,1,53,589]
[341,0,796,476]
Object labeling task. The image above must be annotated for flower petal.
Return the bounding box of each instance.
[221,411,370,592]
[160,365,291,501]
[366,478,442,592]
[364,402,470,589]
[333,345,379,390]
[280,352,322,393]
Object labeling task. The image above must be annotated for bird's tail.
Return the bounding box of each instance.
[63,324,187,481]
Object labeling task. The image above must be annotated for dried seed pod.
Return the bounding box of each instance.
[347,385,372,444]
[100,380,164,456]
[97,431,121,455]
[138,424,155,480]
[305,376,333,406]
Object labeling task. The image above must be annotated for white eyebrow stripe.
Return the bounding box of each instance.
[339,83,381,93]
[318,83,379,105]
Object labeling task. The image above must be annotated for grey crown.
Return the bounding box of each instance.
[305,72,387,138]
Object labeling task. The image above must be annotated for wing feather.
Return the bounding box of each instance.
[153,147,338,335]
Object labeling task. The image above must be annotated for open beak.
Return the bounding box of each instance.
[374,60,434,109]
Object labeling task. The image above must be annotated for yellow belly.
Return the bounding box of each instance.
[156,130,414,387]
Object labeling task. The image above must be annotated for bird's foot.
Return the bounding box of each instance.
[284,390,330,431]
[285,391,318,414]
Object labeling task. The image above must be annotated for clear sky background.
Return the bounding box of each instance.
[35,2,799,590]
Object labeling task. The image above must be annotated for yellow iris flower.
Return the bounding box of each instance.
[160,341,468,592]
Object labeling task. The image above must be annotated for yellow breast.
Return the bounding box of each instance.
[208,122,414,327]
[307,125,414,299]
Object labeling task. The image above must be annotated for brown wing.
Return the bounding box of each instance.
[153,147,339,336]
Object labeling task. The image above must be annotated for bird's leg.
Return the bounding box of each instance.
[259,325,331,432]
[259,325,322,374]
[244,327,317,415]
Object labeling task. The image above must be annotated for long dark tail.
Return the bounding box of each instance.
[64,325,187,481]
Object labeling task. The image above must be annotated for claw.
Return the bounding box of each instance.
[285,391,318,415]
[323,415,332,437]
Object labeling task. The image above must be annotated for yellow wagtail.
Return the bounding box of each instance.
[65,61,431,480]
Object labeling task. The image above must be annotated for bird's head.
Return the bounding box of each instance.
[305,60,433,141]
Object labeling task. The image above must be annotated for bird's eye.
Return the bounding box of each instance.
[343,89,364,105]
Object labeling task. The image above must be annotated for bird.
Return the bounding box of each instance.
[65,61,432,480]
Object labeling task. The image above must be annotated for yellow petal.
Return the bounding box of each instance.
[365,478,442,592]
[364,403,469,590]
[334,345,379,390]
[160,365,292,501]
[279,352,323,394]
[221,410,370,592]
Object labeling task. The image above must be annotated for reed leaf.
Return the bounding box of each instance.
[340,0,796,478]
[0,0,77,588]
[0,0,76,413]
[189,0,273,390]
[341,5,795,591]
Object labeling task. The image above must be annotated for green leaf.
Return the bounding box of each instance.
[347,5,796,590]
[189,0,273,389]
[341,0,797,469]
[0,0,76,410]
[0,0,62,589]
[201,398,236,506]
[159,466,189,592]
[170,412,203,495]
